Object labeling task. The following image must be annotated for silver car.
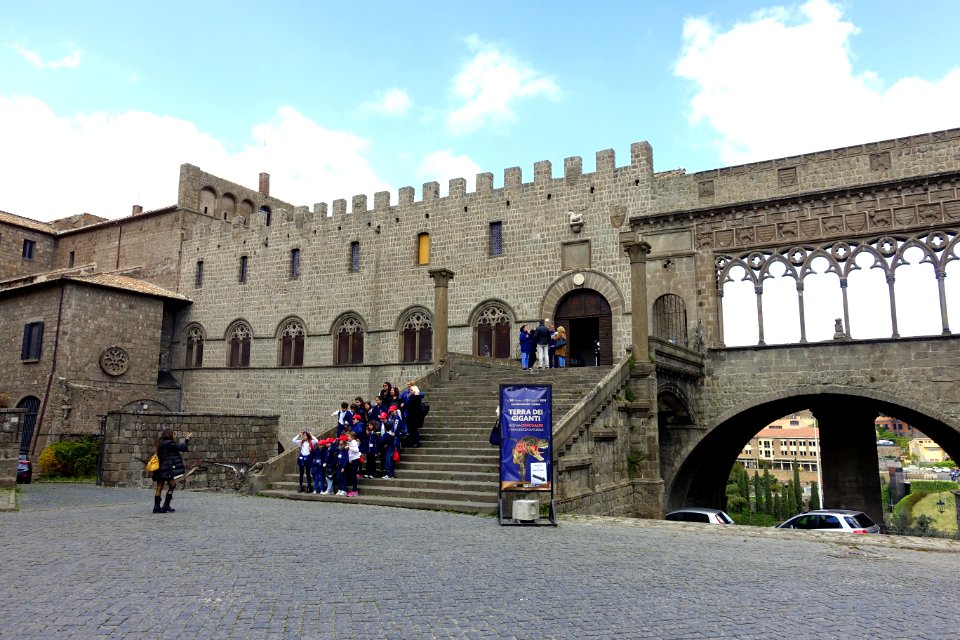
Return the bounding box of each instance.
[776,509,880,534]
[664,508,735,524]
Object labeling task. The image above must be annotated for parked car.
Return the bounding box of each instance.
[776,509,879,534]
[17,454,32,484]
[664,508,735,524]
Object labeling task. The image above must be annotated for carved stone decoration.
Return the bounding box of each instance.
[779,222,798,240]
[918,204,942,223]
[716,230,735,248]
[799,219,820,238]
[698,180,715,198]
[870,151,892,171]
[778,167,798,187]
[846,212,867,232]
[736,227,756,245]
[869,209,893,228]
[696,233,714,249]
[100,347,130,376]
[894,206,916,226]
[609,205,626,229]
[944,200,960,221]
[823,216,843,234]
[756,225,776,243]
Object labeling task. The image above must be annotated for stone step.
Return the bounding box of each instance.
[273,477,492,495]
[259,490,498,515]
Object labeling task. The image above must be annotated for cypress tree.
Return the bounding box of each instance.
[792,461,803,509]
[762,468,774,516]
[739,466,751,506]
[809,481,821,510]
[753,470,763,514]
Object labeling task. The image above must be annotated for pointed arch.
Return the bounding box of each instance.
[184,323,205,368]
[469,300,515,359]
[276,316,306,367]
[332,312,365,365]
[225,319,253,367]
[397,306,433,363]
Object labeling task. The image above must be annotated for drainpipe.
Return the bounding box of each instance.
[115,223,123,270]
[30,284,66,457]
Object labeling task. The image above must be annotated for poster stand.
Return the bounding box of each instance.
[496,384,557,527]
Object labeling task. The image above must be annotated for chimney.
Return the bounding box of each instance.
[259,172,270,197]
[132,204,143,216]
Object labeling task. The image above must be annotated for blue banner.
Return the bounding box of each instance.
[499,385,552,491]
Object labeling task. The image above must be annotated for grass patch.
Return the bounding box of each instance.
[911,493,957,535]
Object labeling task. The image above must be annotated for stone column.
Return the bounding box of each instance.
[620,233,652,362]
[428,268,455,364]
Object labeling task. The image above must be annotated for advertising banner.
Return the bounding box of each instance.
[499,384,552,491]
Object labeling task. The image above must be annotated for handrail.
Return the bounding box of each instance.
[553,357,633,451]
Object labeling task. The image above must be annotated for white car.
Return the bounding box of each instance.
[664,508,735,524]
[776,509,880,534]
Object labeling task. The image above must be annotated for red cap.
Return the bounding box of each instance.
[338,435,348,441]
[379,412,388,419]
[389,405,398,412]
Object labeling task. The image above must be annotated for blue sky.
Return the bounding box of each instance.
[2,0,960,221]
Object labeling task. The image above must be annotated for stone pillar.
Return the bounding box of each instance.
[812,401,883,526]
[620,233,652,362]
[428,268,455,364]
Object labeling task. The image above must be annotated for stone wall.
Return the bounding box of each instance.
[0,410,26,488]
[100,411,279,488]
[0,218,57,282]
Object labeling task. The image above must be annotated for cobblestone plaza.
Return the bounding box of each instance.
[1,485,957,639]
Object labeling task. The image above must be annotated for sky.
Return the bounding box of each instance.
[2,0,960,222]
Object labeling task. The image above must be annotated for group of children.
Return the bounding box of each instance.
[292,381,420,497]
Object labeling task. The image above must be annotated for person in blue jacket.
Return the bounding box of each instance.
[310,439,329,494]
[518,325,535,370]
[364,419,381,478]
[381,411,399,479]
[334,435,350,495]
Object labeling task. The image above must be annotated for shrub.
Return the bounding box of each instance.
[910,480,958,493]
[0,392,11,408]
[731,511,778,527]
[37,437,99,478]
[913,514,934,534]
[892,490,928,526]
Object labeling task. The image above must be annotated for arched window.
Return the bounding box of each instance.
[185,324,205,368]
[334,314,364,365]
[259,205,272,226]
[227,321,252,367]
[417,232,430,265]
[400,308,433,363]
[278,318,305,367]
[221,193,236,221]
[199,187,217,216]
[653,294,688,347]
[475,303,511,359]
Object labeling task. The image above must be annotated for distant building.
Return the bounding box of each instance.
[908,437,947,465]
[875,414,924,439]
[737,412,820,485]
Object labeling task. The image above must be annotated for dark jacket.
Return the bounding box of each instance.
[519,329,535,355]
[153,438,189,482]
[534,323,552,346]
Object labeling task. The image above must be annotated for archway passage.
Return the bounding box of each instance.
[16,396,40,455]
[666,392,960,527]
[554,289,612,366]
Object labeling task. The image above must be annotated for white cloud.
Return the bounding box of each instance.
[10,43,83,69]
[358,88,412,116]
[447,36,560,135]
[675,0,960,165]
[416,149,482,194]
[0,97,391,221]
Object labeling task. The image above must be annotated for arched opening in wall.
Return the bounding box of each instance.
[277,318,305,367]
[400,308,432,363]
[894,244,941,337]
[221,193,236,221]
[259,205,272,226]
[760,260,800,344]
[226,321,252,367]
[947,237,960,334]
[199,187,216,216]
[720,264,759,346]
[799,255,843,342]
[334,314,364,365]
[238,199,254,227]
[119,399,172,413]
[554,289,613,366]
[666,394,960,532]
[847,248,892,339]
[184,324,204,368]
[653,294,688,347]
[15,396,40,455]
[474,303,511,359]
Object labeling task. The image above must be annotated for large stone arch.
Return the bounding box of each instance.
[539,270,625,320]
[664,385,960,522]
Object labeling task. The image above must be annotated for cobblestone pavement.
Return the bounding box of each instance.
[2,485,958,639]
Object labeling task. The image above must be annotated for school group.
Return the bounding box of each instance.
[518,319,568,370]
[291,381,428,497]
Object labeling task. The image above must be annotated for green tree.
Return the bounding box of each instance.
[762,468,774,516]
[738,465,750,506]
[753,470,764,514]
[809,481,821,510]
[792,461,803,509]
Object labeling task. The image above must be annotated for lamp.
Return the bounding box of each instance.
[936,494,946,514]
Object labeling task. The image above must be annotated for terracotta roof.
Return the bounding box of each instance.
[0,271,190,303]
[65,273,191,301]
[754,426,819,439]
[0,210,56,234]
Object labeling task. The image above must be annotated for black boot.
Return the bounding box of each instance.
[153,496,162,513]
[161,493,174,513]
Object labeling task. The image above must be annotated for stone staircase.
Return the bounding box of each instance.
[259,361,611,514]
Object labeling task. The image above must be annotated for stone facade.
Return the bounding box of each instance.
[100,411,279,488]
[2,129,960,518]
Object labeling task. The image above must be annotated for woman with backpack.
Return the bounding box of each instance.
[152,429,192,513]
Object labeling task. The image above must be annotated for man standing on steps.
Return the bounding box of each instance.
[534,319,552,369]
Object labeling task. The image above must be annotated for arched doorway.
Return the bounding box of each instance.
[554,289,613,366]
[16,396,40,455]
